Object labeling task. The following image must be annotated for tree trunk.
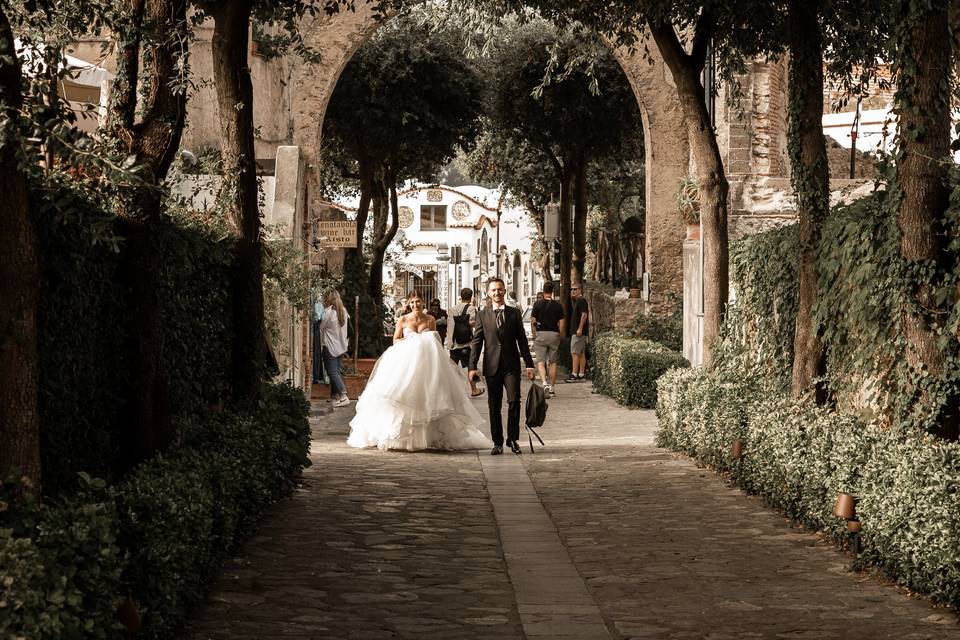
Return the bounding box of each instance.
[210,0,264,404]
[0,6,41,492]
[787,0,829,402]
[894,0,956,439]
[108,0,189,461]
[650,23,729,370]
[559,167,574,316]
[368,169,400,309]
[572,154,588,284]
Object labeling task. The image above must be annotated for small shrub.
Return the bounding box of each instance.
[0,476,125,639]
[592,333,688,408]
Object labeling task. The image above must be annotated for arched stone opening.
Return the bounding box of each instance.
[291,5,689,311]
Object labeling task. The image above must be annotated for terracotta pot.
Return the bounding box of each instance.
[846,519,862,533]
[833,492,856,520]
[354,357,378,377]
[685,223,701,241]
[730,439,744,460]
[343,374,367,400]
[629,288,641,299]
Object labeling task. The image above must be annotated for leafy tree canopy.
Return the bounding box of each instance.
[321,8,484,195]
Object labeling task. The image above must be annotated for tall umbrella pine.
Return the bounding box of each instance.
[321,12,483,354]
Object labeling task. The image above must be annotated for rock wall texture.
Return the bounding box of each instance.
[584,289,647,335]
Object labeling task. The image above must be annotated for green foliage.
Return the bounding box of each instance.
[33,174,128,493]
[719,223,800,387]
[0,476,125,639]
[33,177,242,493]
[591,333,688,408]
[815,187,960,432]
[321,11,483,193]
[657,368,960,608]
[483,19,643,179]
[631,308,683,352]
[0,383,309,639]
[674,176,700,224]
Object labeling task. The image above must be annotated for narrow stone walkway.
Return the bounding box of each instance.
[481,454,610,639]
[182,382,960,640]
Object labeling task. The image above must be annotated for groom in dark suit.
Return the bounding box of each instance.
[468,277,535,455]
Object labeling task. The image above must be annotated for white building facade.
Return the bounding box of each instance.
[379,185,540,312]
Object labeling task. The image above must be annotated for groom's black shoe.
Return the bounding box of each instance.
[508,440,522,455]
[491,445,503,455]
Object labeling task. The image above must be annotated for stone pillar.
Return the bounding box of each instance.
[612,35,689,315]
[682,239,703,367]
[267,146,310,389]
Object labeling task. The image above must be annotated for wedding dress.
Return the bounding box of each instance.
[347,329,489,451]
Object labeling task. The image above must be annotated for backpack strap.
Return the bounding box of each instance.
[526,424,545,453]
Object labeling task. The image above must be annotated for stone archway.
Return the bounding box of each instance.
[291,5,689,310]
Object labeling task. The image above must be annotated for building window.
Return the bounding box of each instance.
[420,205,447,231]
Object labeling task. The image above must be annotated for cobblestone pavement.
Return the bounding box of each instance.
[182,381,960,639]
[524,383,960,640]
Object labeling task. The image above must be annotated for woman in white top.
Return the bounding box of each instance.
[318,289,351,407]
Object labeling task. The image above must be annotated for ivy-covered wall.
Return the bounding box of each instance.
[724,190,960,432]
[35,178,237,494]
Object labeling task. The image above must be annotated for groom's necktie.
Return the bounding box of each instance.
[495,308,504,333]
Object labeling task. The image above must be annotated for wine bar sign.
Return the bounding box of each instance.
[315,221,357,248]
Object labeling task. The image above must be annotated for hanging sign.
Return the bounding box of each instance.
[316,221,357,248]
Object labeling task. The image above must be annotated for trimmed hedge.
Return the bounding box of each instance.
[591,333,688,408]
[657,367,960,608]
[0,383,310,639]
[34,176,238,494]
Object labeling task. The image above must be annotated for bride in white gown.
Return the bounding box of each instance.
[347,290,490,451]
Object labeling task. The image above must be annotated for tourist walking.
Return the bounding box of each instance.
[347,289,488,451]
[319,289,351,407]
[531,281,565,396]
[469,277,536,456]
[566,283,590,383]
[446,288,484,397]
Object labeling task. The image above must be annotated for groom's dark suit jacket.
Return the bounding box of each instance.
[469,305,534,377]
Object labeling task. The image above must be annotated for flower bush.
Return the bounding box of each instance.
[657,367,960,608]
[591,333,688,408]
[0,383,310,639]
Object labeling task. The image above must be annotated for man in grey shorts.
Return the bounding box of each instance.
[566,282,590,382]
[530,281,566,396]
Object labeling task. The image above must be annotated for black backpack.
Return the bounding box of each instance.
[524,383,549,452]
[452,304,473,344]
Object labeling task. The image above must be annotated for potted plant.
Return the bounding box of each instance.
[675,176,700,240]
[627,276,641,299]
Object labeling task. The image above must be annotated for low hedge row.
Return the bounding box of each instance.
[656,367,960,608]
[591,333,688,408]
[0,383,311,639]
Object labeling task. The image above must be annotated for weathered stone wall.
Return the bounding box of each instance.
[183,19,293,160]
[584,289,646,335]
